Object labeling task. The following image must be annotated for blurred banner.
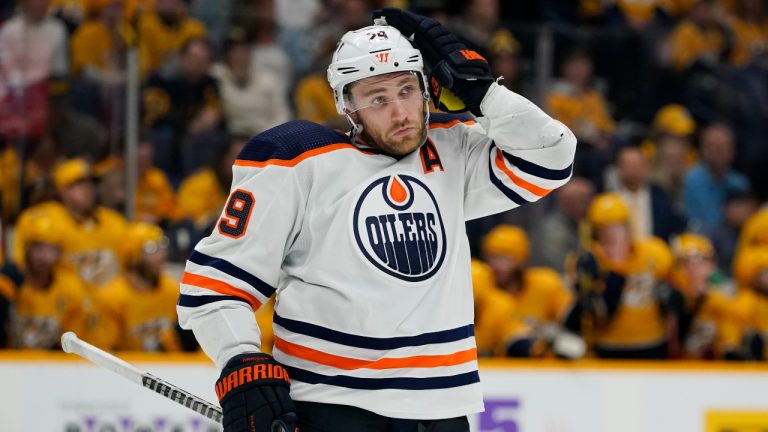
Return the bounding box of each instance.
[0,354,767,431]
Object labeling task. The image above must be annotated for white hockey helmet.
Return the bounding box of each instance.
[327,25,429,118]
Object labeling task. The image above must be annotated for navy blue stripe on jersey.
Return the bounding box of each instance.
[286,366,480,390]
[274,314,474,350]
[502,151,573,180]
[488,146,529,205]
[238,120,350,163]
[177,294,249,308]
[428,112,472,126]
[188,250,275,298]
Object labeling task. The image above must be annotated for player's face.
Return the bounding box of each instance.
[596,224,631,261]
[349,72,426,156]
[485,253,521,288]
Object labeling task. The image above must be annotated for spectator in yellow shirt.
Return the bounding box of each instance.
[174,135,246,240]
[135,139,176,224]
[728,246,768,360]
[666,0,733,71]
[70,0,133,81]
[139,0,206,77]
[546,48,615,187]
[728,0,768,65]
[13,159,128,289]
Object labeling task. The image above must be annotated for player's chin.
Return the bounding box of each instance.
[387,130,424,155]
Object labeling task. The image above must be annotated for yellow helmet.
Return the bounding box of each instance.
[53,158,93,191]
[24,215,65,249]
[634,236,674,279]
[739,209,768,250]
[672,233,714,261]
[482,225,530,263]
[653,104,695,136]
[121,222,166,264]
[733,246,768,288]
[588,193,630,228]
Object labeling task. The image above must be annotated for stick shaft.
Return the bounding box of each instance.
[61,332,223,424]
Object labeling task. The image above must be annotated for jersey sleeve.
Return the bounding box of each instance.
[461,83,577,220]
[177,136,307,369]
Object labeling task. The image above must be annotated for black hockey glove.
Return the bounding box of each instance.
[215,352,298,432]
[373,8,494,116]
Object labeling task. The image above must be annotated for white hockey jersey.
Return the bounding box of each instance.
[177,83,577,420]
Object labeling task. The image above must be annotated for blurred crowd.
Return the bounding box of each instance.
[0,0,766,360]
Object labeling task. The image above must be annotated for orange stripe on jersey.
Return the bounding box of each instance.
[494,149,552,197]
[274,336,477,370]
[181,272,262,310]
[234,143,377,168]
[428,119,476,130]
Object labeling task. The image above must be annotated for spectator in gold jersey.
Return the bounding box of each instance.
[12,159,128,289]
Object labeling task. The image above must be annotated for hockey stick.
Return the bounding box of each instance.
[60,332,223,424]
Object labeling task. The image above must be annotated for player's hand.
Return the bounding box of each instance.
[216,352,298,432]
[373,8,494,116]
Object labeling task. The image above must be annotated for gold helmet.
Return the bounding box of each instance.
[634,236,674,279]
[24,215,64,249]
[53,158,93,191]
[739,209,768,251]
[672,233,715,261]
[121,222,166,265]
[482,225,530,263]
[587,193,630,228]
[653,104,695,136]
[733,246,768,288]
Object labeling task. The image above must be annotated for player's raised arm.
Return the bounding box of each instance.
[177,134,306,432]
[374,8,577,219]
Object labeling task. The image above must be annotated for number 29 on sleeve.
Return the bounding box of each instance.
[218,189,255,239]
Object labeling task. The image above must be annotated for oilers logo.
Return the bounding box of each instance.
[353,174,447,282]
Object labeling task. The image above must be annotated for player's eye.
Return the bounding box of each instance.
[400,84,415,95]
[371,96,388,105]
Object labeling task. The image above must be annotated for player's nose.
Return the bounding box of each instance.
[390,99,408,122]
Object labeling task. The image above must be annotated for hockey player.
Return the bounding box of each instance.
[565,193,675,359]
[177,8,576,432]
[89,222,181,351]
[12,215,88,349]
[481,225,577,358]
[669,233,737,359]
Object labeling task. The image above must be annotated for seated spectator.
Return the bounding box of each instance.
[665,0,733,72]
[669,233,737,359]
[486,28,526,96]
[70,0,131,83]
[174,135,246,240]
[482,225,577,358]
[90,222,181,351]
[450,0,500,51]
[644,104,698,209]
[12,159,128,289]
[608,146,687,241]
[211,28,291,137]
[142,38,224,182]
[47,78,107,161]
[705,189,759,275]
[546,48,615,188]
[727,0,768,66]
[683,122,750,233]
[135,139,176,224]
[565,193,675,359]
[139,0,207,77]
[530,177,595,272]
[12,214,88,350]
[0,0,69,142]
[728,246,768,360]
